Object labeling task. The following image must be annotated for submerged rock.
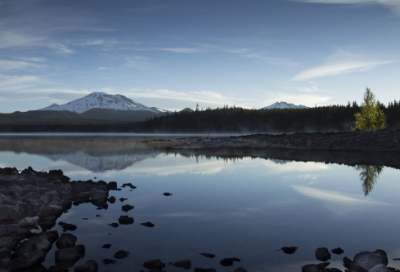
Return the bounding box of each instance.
[58,221,77,232]
[199,253,215,258]
[163,192,172,196]
[55,244,85,268]
[121,183,136,189]
[49,265,69,272]
[302,262,330,272]
[118,215,134,225]
[56,233,77,249]
[234,268,248,272]
[102,244,112,248]
[108,222,119,228]
[119,197,128,202]
[194,269,217,272]
[316,247,331,262]
[122,204,134,212]
[143,259,165,270]
[219,257,240,266]
[74,260,98,272]
[114,250,130,259]
[102,259,117,265]
[169,259,191,270]
[140,221,154,227]
[107,196,116,203]
[281,246,298,254]
[331,247,344,255]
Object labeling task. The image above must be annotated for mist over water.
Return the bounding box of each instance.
[1,135,400,272]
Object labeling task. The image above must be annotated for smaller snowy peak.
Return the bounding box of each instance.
[37,92,169,114]
[260,101,308,110]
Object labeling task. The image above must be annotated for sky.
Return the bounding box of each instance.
[0,0,399,113]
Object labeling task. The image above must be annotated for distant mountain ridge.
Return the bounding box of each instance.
[261,101,308,110]
[38,92,170,114]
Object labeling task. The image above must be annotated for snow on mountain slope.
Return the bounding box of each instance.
[38,92,170,114]
[260,101,308,110]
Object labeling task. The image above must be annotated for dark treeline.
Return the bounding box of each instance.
[141,101,400,133]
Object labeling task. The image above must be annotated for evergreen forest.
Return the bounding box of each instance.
[140,101,400,133]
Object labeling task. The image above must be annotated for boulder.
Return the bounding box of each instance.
[18,216,39,229]
[234,268,248,272]
[316,247,331,262]
[281,246,298,254]
[102,259,117,265]
[194,269,217,272]
[302,262,330,272]
[140,221,154,227]
[58,221,77,231]
[90,188,108,202]
[74,260,98,272]
[350,249,389,271]
[0,204,20,224]
[331,247,344,255]
[56,233,77,249]
[107,196,116,204]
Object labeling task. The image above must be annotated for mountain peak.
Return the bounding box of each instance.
[260,101,308,110]
[38,92,170,114]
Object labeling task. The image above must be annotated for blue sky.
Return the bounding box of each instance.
[0,0,399,113]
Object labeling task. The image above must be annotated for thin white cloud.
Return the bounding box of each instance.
[296,0,400,15]
[244,53,298,66]
[291,185,390,205]
[0,59,46,71]
[15,57,46,62]
[292,61,393,81]
[155,47,203,53]
[49,43,74,54]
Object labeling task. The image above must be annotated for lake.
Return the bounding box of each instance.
[1,134,400,272]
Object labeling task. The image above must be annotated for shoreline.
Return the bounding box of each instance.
[147,129,400,152]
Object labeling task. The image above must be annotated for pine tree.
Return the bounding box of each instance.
[352,88,387,131]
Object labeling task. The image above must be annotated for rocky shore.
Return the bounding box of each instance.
[147,129,400,152]
[0,166,116,272]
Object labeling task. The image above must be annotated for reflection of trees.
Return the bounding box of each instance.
[354,165,384,196]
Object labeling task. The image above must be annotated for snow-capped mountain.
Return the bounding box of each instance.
[38,92,170,114]
[260,101,308,110]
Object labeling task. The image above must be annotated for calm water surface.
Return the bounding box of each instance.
[1,134,400,272]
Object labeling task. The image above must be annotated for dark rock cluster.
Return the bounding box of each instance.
[0,166,112,272]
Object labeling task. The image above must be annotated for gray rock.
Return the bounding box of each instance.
[56,233,77,249]
[58,221,77,231]
[74,260,98,272]
[302,262,330,272]
[368,264,391,272]
[169,259,191,270]
[18,216,39,229]
[38,204,63,219]
[0,204,20,224]
[353,250,388,271]
[194,269,217,272]
[7,231,58,270]
[40,190,59,203]
[121,204,134,212]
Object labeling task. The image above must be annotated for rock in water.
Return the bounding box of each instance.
[219,257,241,266]
[302,262,330,272]
[352,249,389,271]
[143,259,165,270]
[74,260,98,272]
[281,246,298,254]
[58,221,77,231]
[169,259,192,270]
[108,222,119,228]
[49,266,69,272]
[56,233,77,249]
[102,259,117,265]
[121,204,134,212]
[194,269,217,272]
[199,253,215,258]
[140,221,154,227]
[118,215,134,225]
[316,247,331,261]
[114,250,130,259]
[331,247,344,255]
[55,245,85,268]
[163,192,172,196]
[102,244,112,248]
[234,268,248,272]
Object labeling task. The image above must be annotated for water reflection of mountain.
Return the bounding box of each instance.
[0,136,164,172]
[44,151,164,172]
